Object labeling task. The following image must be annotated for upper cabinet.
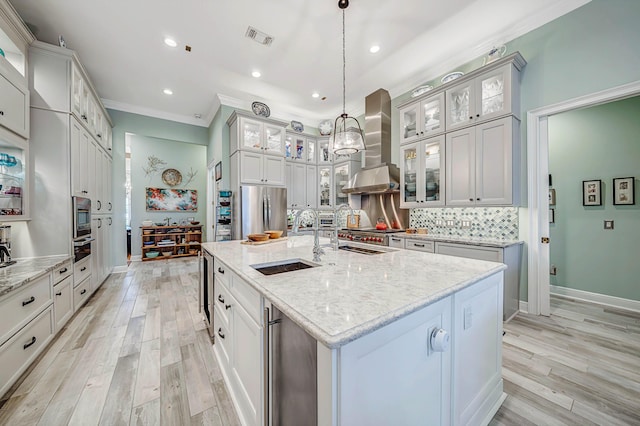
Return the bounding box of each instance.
[0,63,28,139]
[230,114,285,157]
[445,63,521,132]
[399,92,445,145]
[285,132,315,163]
[400,135,445,208]
[317,137,333,164]
[29,42,113,154]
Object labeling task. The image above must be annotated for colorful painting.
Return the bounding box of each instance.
[146,188,197,211]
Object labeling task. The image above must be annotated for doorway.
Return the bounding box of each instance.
[526,81,640,315]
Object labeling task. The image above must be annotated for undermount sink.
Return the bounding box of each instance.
[251,258,319,276]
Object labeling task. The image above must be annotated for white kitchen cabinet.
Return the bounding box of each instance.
[285,133,316,163]
[400,135,445,208]
[230,114,285,157]
[53,275,73,332]
[71,62,83,118]
[286,161,306,208]
[0,273,51,346]
[446,116,519,206]
[317,165,333,209]
[0,67,29,139]
[73,275,91,311]
[388,235,405,249]
[405,238,435,253]
[236,151,285,186]
[317,137,333,164]
[71,118,89,197]
[305,165,317,208]
[339,296,452,426]
[91,217,104,291]
[436,241,521,321]
[398,92,445,145]
[446,63,520,132]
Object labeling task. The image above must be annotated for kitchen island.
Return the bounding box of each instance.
[201,236,506,426]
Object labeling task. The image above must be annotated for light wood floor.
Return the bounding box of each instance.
[1,258,639,425]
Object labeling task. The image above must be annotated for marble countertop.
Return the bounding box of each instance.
[201,236,505,348]
[0,255,73,298]
[390,233,523,248]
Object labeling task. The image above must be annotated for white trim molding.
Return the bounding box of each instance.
[551,286,640,314]
[518,301,528,314]
[112,265,129,273]
[102,98,210,128]
[527,80,640,316]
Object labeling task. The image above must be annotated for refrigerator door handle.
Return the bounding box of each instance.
[266,195,272,227]
[262,196,268,230]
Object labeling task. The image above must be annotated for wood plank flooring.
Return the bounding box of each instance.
[2,257,639,425]
[0,258,240,426]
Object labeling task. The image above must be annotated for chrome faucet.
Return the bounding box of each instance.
[0,244,11,264]
[292,208,324,262]
[332,204,355,250]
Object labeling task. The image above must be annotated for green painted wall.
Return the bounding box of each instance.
[129,134,207,258]
[548,96,640,301]
[108,109,208,267]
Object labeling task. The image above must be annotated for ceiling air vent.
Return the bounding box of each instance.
[245,26,274,46]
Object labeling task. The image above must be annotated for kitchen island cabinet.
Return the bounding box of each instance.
[201,237,506,425]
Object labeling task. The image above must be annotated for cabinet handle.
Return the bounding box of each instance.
[81,267,87,272]
[98,218,102,228]
[22,296,35,306]
[97,134,102,138]
[218,267,224,274]
[59,267,68,274]
[82,190,88,194]
[55,291,62,296]
[477,198,480,201]
[23,336,37,350]
[97,200,102,210]
[218,328,225,339]
[225,304,231,310]
[81,289,87,295]
[217,294,225,303]
[108,217,112,225]
[469,198,473,202]
[414,243,425,248]
[108,202,112,211]
[391,238,400,242]
[0,110,4,116]
[82,114,87,121]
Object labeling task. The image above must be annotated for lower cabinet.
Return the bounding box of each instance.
[74,276,92,311]
[53,276,74,332]
[405,238,435,253]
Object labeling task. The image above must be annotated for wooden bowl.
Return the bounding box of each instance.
[264,230,283,239]
[247,233,270,242]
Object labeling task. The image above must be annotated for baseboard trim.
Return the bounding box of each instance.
[130,255,142,262]
[519,301,528,314]
[551,285,640,313]
[112,265,128,273]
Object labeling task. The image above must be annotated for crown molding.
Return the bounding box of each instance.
[0,0,35,47]
[101,98,209,128]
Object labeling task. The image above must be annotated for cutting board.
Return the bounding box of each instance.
[241,237,288,246]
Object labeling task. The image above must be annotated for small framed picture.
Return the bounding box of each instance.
[549,208,555,223]
[215,161,222,181]
[582,179,602,206]
[548,189,556,206]
[613,177,634,205]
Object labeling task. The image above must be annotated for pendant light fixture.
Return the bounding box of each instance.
[331,0,365,155]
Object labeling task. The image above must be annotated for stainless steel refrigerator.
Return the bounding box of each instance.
[233,185,288,240]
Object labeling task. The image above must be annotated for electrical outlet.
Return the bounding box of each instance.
[550,265,557,275]
[461,220,471,228]
[446,220,455,227]
[435,219,444,226]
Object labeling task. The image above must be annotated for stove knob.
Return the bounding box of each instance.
[363,237,369,242]
[376,237,382,243]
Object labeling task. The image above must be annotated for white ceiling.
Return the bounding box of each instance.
[9,0,589,128]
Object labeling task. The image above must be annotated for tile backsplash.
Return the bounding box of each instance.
[410,207,519,241]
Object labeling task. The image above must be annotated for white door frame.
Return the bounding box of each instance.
[526,80,640,316]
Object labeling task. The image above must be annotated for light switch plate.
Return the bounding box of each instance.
[604,220,614,230]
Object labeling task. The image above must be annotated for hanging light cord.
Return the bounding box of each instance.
[341,8,346,116]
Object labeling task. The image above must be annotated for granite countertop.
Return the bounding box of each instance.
[0,255,73,298]
[201,236,505,348]
[392,233,523,248]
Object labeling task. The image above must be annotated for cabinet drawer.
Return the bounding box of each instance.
[213,308,231,369]
[0,273,52,346]
[214,258,230,290]
[0,72,28,138]
[54,276,74,332]
[436,243,502,262]
[74,257,92,286]
[230,274,262,324]
[405,239,435,253]
[74,276,92,311]
[389,236,405,249]
[0,306,54,397]
[214,276,231,328]
[54,261,73,284]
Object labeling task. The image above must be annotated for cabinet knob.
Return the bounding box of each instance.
[476,114,480,118]
[477,198,480,201]
[225,304,231,310]
[469,198,473,202]
[0,111,4,116]
[469,116,473,120]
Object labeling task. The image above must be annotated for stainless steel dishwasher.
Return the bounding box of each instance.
[264,305,318,426]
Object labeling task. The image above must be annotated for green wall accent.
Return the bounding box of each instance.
[129,134,207,258]
[108,109,208,267]
[549,96,640,301]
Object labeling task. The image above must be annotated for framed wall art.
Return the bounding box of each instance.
[215,161,222,181]
[613,177,634,205]
[146,187,197,211]
[582,179,602,206]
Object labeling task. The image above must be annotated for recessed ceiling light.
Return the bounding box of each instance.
[369,45,380,54]
[163,89,173,95]
[252,70,261,78]
[312,92,320,98]
[164,38,177,48]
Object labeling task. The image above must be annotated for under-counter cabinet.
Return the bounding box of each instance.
[53,261,73,332]
[398,91,445,144]
[446,116,520,206]
[400,135,445,207]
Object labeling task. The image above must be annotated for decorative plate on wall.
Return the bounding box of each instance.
[411,85,433,98]
[252,101,271,118]
[162,168,182,186]
[441,71,464,84]
[291,120,304,133]
[318,119,333,136]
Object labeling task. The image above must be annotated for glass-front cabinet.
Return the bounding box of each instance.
[333,162,350,206]
[318,166,333,209]
[285,133,316,163]
[238,117,285,156]
[446,64,515,131]
[0,141,27,218]
[399,92,445,145]
[400,135,444,208]
[317,137,332,164]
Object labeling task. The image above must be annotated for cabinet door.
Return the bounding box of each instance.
[0,73,28,138]
[318,166,332,208]
[239,151,264,184]
[317,138,332,164]
[422,135,445,206]
[291,163,306,208]
[71,64,83,118]
[399,102,421,144]
[305,165,317,208]
[477,64,513,123]
[263,155,285,186]
[80,83,90,125]
[87,138,97,203]
[446,80,475,131]
[334,162,350,206]
[230,303,262,426]
[104,153,112,212]
[306,138,316,163]
[239,118,263,152]
[421,92,445,137]
[264,124,284,156]
[284,134,293,160]
[71,119,90,197]
[445,127,475,206]
[475,117,513,205]
[285,162,293,207]
[400,143,419,207]
[91,217,103,289]
[54,276,74,332]
[93,146,104,213]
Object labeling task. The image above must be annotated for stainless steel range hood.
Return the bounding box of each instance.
[342,88,399,194]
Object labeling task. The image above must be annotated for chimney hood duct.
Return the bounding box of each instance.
[342,88,399,194]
